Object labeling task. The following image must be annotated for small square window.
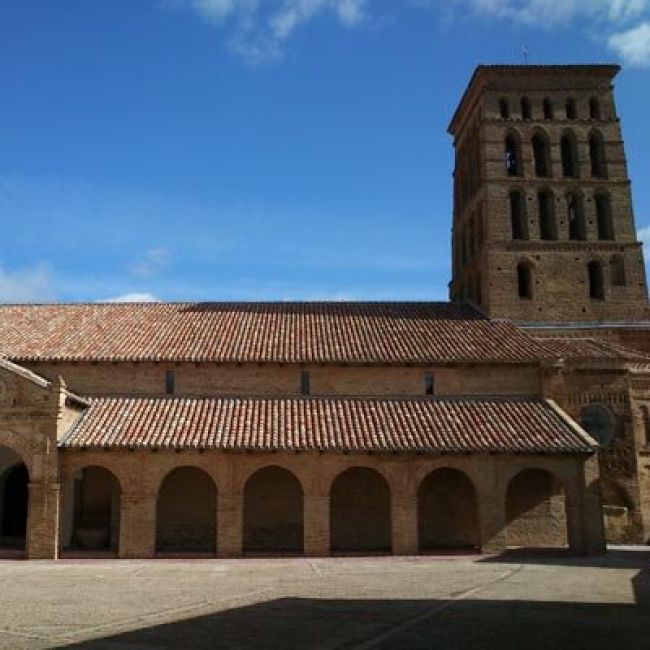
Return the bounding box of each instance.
[424,373,434,396]
[301,370,310,396]
[165,370,175,395]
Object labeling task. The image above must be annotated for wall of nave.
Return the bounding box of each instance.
[20,361,542,399]
[49,449,604,559]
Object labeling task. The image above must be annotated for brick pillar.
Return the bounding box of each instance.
[27,481,60,560]
[304,495,329,557]
[478,491,507,554]
[218,494,242,558]
[119,492,156,558]
[566,455,606,555]
[391,495,417,555]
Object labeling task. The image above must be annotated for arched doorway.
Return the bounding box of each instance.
[330,467,391,554]
[505,469,567,548]
[63,466,121,553]
[417,468,480,552]
[243,466,304,555]
[0,446,29,551]
[156,467,216,555]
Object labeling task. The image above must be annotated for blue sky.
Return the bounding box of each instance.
[1,0,649,302]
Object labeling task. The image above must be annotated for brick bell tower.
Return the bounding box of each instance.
[448,64,649,325]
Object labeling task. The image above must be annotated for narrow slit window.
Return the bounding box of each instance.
[424,374,434,396]
[165,370,175,395]
[300,370,311,396]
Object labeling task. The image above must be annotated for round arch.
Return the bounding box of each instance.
[505,468,568,548]
[330,466,391,555]
[243,465,304,555]
[0,445,29,551]
[156,466,217,555]
[62,465,122,553]
[417,467,480,552]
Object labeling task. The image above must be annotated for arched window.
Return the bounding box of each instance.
[517,261,533,299]
[589,130,607,178]
[566,97,577,119]
[543,97,554,119]
[532,132,551,177]
[610,255,626,287]
[510,191,528,240]
[567,192,586,240]
[538,190,557,240]
[588,261,605,300]
[521,96,532,120]
[595,193,614,240]
[499,97,510,119]
[561,132,579,178]
[640,406,650,447]
[589,97,601,120]
[580,404,616,448]
[505,133,522,176]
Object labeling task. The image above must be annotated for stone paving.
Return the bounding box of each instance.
[0,548,648,649]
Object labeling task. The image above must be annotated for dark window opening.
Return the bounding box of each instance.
[165,370,175,395]
[517,262,533,300]
[538,191,557,240]
[567,193,586,241]
[589,97,601,120]
[510,191,528,240]
[589,131,607,178]
[641,406,650,447]
[532,133,551,177]
[610,256,626,287]
[566,98,577,119]
[588,261,605,300]
[521,97,532,120]
[424,374,434,396]
[595,193,614,240]
[301,370,310,396]
[561,133,579,178]
[543,98,554,119]
[505,135,521,176]
[499,98,510,119]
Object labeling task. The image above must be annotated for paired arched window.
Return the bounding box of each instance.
[610,255,626,287]
[517,261,533,299]
[566,97,577,119]
[595,193,614,240]
[561,132,580,178]
[589,130,607,178]
[499,97,510,119]
[532,131,551,177]
[543,98,554,119]
[588,261,605,300]
[521,97,532,120]
[589,97,601,120]
[538,190,557,240]
[567,192,586,240]
[510,191,528,240]
[505,133,522,176]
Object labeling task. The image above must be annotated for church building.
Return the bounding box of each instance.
[0,65,648,560]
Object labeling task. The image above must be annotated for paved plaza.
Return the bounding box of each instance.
[1,549,649,649]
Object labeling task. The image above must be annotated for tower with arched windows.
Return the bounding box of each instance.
[448,65,649,332]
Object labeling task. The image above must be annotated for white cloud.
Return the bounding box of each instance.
[639,225,650,248]
[609,21,650,65]
[100,292,160,303]
[0,263,53,303]
[178,0,367,63]
[130,247,170,277]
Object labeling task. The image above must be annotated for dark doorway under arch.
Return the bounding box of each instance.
[156,467,217,554]
[0,462,28,548]
[418,468,480,552]
[330,467,391,554]
[243,466,304,555]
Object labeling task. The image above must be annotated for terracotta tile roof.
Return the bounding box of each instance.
[539,337,650,363]
[0,302,549,364]
[59,396,595,454]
